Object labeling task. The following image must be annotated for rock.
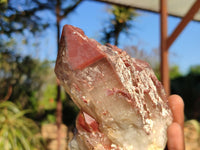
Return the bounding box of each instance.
[184,120,200,150]
[55,25,173,150]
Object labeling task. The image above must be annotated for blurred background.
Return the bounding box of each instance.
[0,0,200,149]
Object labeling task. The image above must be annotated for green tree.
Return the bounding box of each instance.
[1,1,83,149]
[188,65,200,75]
[0,101,45,150]
[170,65,182,79]
[0,39,56,125]
[171,66,200,121]
[0,0,50,36]
[101,5,138,46]
[0,47,51,107]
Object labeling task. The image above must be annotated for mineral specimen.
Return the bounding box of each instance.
[55,25,173,150]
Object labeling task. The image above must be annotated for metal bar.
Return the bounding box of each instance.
[167,0,200,49]
[160,0,170,96]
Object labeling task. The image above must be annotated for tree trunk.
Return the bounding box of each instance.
[56,0,62,149]
[114,31,120,46]
[1,86,12,102]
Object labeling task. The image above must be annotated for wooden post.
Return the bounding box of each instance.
[160,0,170,96]
[167,0,200,49]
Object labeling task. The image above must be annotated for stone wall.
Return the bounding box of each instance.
[42,124,69,150]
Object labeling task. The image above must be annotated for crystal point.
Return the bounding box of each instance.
[55,25,173,150]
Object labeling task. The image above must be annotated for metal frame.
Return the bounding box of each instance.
[161,0,200,95]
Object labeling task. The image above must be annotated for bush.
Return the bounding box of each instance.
[0,101,45,150]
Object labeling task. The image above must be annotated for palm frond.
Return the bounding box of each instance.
[0,101,44,150]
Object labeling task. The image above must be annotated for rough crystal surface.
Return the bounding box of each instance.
[55,25,173,150]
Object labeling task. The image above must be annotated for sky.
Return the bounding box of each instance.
[40,0,200,74]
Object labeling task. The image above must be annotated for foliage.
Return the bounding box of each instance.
[170,65,182,79]
[0,38,79,126]
[0,1,83,133]
[0,50,51,107]
[39,84,67,124]
[39,84,58,110]
[0,41,57,124]
[0,0,83,35]
[188,65,200,75]
[54,0,82,21]
[0,0,50,36]
[0,0,7,5]
[0,101,45,150]
[171,67,200,121]
[101,5,138,46]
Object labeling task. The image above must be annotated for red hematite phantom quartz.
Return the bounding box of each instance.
[55,25,173,150]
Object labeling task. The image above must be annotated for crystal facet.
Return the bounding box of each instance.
[55,25,173,150]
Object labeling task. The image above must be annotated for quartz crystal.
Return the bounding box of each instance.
[55,25,173,150]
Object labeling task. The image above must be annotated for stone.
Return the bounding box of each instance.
[55,25,173,150]
[41,124,67,150]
